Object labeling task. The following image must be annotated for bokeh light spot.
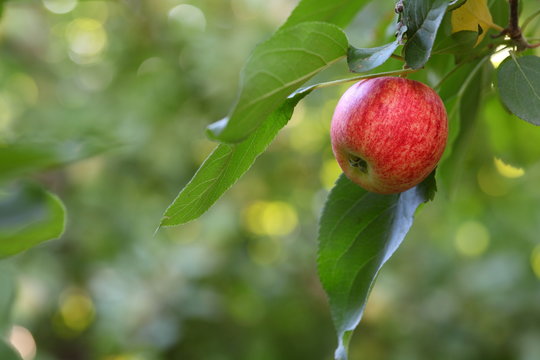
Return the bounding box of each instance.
[66,18,107,63]
[531,246,540,279]
[42,0,77,14]
[490,46,511,68]
[320,158,342,190]
[454,221,490,257]
[101,355,146,360]
[8,325,37,360]
[168,4,206,32]
[58,288,95,333]
[493,157,524,178]
[137,57,164,76]
[243,201,298,236]
[13,276,49,320]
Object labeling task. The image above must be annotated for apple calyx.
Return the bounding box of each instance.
[348,154,368,173]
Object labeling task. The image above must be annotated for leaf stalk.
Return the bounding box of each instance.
[302,68,419,93]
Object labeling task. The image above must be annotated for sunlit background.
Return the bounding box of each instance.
[1,0,540,359]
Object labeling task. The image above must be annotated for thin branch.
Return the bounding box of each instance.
[492,0,540,50]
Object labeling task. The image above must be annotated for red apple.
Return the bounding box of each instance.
[330,76,447,194]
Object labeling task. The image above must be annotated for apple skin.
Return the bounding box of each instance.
[330,76,448,194]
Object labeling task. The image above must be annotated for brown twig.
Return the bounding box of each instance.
[492,0,540,50]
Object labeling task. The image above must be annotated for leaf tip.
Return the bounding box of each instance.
[205,117,229,141]
[159,215,173,227]
[334,330,353,360]
[420,170,438,202]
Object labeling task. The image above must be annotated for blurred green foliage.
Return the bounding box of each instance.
[0,0,539,360]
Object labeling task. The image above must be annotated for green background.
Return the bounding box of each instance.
[1,0,540,359]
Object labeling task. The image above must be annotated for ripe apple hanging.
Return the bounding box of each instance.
[330,77,448,194]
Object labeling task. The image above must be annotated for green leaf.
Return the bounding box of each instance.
[432,30,478,54]
[161,88,314,227]
[281,0,370,29]
[432,13,479,56]
[206,22,348,143]
[497,55,540,126]
[0,184,66,259]
[0,265,15,335]
[0,340,21,360]
[0,140,112,182]
[318,173,435,360]
[347,25,406,73]
[437,57,490,191]
[403,0,449,69]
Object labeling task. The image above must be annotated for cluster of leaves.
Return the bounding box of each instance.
[160,0,540,359]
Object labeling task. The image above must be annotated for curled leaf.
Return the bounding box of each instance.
[402,0,449,69]
[347,25,407,73]
[318,174,435,360]
[450,0,502,45]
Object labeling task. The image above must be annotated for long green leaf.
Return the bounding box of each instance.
[437,57,490,191]
[497,55,540,126]
[0,140,113,181]
[0,184,66,259]
[206,22,348,143]
[432,30,478,54]
[318,174,435,360]
[281,0,370,29]
[161,88,314,226]
[403,0,448,69]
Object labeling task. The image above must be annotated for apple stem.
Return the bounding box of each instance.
[399,64,411,78]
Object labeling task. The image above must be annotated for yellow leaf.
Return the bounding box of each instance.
[451,0,504,45]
